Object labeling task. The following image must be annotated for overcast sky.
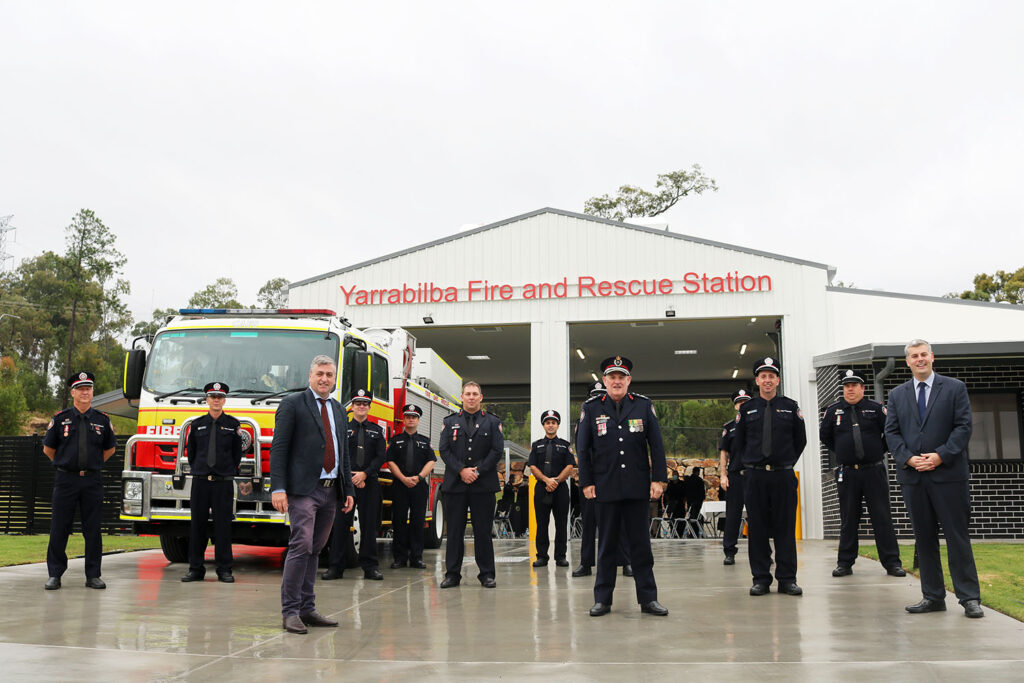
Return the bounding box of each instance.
[2,2,1022,324]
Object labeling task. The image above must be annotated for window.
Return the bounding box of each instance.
[969,393,1021,460]
[371,354,390,404]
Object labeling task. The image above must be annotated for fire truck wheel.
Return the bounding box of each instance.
[423,495,443,549]
[159,533,189,563]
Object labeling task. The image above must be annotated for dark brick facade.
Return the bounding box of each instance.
[817,357,1024,540]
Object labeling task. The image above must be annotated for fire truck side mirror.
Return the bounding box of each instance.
[124,349,147,400]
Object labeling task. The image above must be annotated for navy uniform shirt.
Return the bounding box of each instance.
[186,413,244,477]
[385,431,436,478]
[732,394,807,467]
[439,409,504,493]
[718,417,743,473]
[820,397,887,465]
[577,392,667,502]
[347,418,387,479]
[527,436,576,482]
[43,407,116,471]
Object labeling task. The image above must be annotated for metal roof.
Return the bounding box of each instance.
[813,340,1024,368]
[826,285,1024,311]
[290,207,835,289]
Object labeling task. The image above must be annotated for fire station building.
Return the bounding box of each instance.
[288,208,1024,539]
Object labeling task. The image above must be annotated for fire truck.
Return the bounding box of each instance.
[118,308,461,563]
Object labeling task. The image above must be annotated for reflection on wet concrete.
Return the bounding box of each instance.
[2,539,1022,680]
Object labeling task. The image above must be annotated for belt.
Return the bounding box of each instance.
[57,467,99,476]
[203,474,231,481]
[841,461,885,470]
[749,464,793,471]
[319,478,336,488]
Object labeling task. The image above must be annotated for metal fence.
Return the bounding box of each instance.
[0,435,132,535]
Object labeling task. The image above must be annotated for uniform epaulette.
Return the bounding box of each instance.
[825,400,841,410]
[583,395,603,405]
[630,392,651,401]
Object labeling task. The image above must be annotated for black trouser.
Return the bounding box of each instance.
[392,480,428,563]
[331,477,380,571]
[901,478,980,604]
[579,495,630,568]
[722,469,747,557]
[47,470,103,579]
[443,489,495,581]
[745,468,798,586]
[837,463,901,570]
[533,481,569,562]
[594,499,657,605]
[188,477,234,573]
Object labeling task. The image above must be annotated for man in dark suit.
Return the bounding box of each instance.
[884,339,983,618]
[577,355,668,617]
[439,381,504,589]
[271,355,355,634]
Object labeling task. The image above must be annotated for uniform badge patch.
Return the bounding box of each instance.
[628,419,644,433]
[797,409,804,419]
[47,419,54,430]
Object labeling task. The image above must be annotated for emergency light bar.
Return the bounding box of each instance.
[178,308,337,316]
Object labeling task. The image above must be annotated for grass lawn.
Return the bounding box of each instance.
[860,543,1024,622]
[0,534,161,568]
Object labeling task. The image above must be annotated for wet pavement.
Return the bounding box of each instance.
[1,539,1022,681]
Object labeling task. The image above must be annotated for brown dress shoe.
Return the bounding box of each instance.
[299,610,338,627]
[283,615,308,634]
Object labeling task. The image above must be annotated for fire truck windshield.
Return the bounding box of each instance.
[144,328,341,395]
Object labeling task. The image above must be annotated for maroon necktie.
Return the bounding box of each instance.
[318,398,336,473]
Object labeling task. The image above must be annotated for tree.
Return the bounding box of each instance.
[949,267,1024,304]
[131,307,179,337]
[583,165,718,221]
[257,277,290,308]
[58,209,131,406]
[188,277,244,309]
[0,358,28,435]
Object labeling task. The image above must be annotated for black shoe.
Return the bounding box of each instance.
[749,583,770,596]
[906,598,946,613]
[320,568,344,580]
[85,577,106,589]
[44,577,61,591]
[364,569,384,581]
[440,576,461,589]
[480,577,497,588]
[410,560,427,569]
[589,602,611,617]
[555,559,569,567]
[622,564,633,577]
[778,582,803,595]
[181,569,206,583]
[963,599,984,619]
[832,565,852,577]
[887,566,907,577]
[299,610,338,627]
[217,572,235,583]
[283,615,308,634]
[532,559,548,567]
[640,600,669,616]
[572,565,592,577]
[723,555,736,566]
[390,560,407,569]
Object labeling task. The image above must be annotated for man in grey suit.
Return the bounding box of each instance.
[271,355,355,633]
[884,339,983,618]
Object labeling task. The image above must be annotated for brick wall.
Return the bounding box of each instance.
[816,358,1024,540]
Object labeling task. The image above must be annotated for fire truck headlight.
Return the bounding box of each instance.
[124,480,143,501]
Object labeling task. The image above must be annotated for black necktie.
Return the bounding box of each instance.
[917,382,927,423]
[78,413,89,470]
[356,423,366,468]
[849,404,866,461]
[761,400,773,458]
[404,437,416,475]
[543,441,555,478]
[207,417,218,468]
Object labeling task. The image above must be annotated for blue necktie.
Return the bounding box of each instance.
[917,382,927,423]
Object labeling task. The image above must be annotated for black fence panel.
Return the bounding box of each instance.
[0,435,132,535]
